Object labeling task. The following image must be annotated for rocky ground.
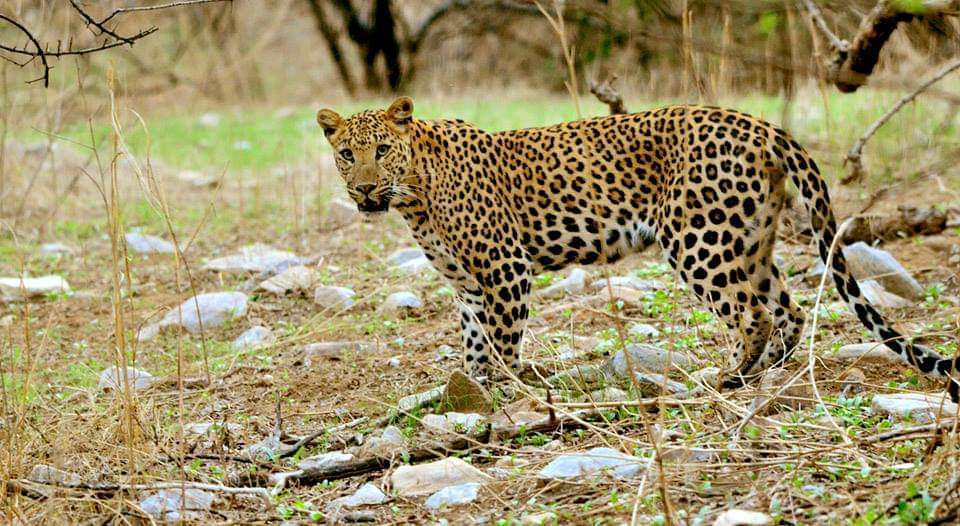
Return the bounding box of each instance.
[2,120,960,525]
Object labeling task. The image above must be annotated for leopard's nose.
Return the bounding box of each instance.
[356,183,376,196]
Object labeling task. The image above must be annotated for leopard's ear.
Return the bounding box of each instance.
[316,109,343,139]
[385,96,414,132]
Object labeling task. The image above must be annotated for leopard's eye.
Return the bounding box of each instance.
[375,144,390,158]
[339,148,354,162]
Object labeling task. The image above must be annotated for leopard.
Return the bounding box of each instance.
[317,96,958,398]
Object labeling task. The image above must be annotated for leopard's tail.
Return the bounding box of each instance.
[782,144,956,397]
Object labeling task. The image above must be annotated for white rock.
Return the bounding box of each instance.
[298,341,375,365]
[40,243,75,256]
[0,275,70,301]
[628,323,660,339]
[712,509,772,526]
[139,488,214,522]
[872,393,958,423]
[298,451,354,471]
[256,265,315,295]
[232,326,275,350]
[125,233,175,254]
[387,356,401,368]
[176,170,218,188]
[381,291,422,312]
[604,344,692,376]
[539,447,645,480]
[396,257,434,275]
[203,244,301,273]
[140,292,248,341]
[536,268,588,299]
[834,342,900,364]
[423,412,485,433]
[323,198,362,229]
[314,286,356,309]
[28,464,81,486]
[387,247,425,266]
[858,279,913,308]
[357,425,406,459]
[198,112,221,127]
[522,512,558,525]
[390,457,491,497]
[326,483,389,518]
[591,276,666,292]
[98,366,156,392]
[424,482,481,509]
[185,422,242,435]
[808,243,924,300]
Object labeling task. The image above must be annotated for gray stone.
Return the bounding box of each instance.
[387,247,425,266]
[603,344,692,376]
[423,412,485,433]
[834,342,901,364]
[750,367,812,414]
[176,170,218,188]
[808,243,924,300]
[396,257,434,275]
[858,279,913,308]
[139,488,214,522]
[298,451,354,471]
[140,292,248,341]
[589,387,630,403]
[357,425,406,459]
[546,364,608,389]
[40,243,75,256]
[536,268,588,299]
[203,244,301,273]
[381,291,422,311]
[125,233,175,254]
[98,366,156,392]
[633,373,689,397]
[314,286,355,309]
[712,509,773,526]
[325,483,389,519]
[628,323,660,339]
[0,275,70,301]
[256,265,315,295]
[522,512,558,525]
[424,482,481,509]
[390,457,491,497]
[232,326,275,350]
[28,464,81,486]
[184,422,242,436]
[538,447,644,479]
[872,393,958,423]
[590,276,666,292]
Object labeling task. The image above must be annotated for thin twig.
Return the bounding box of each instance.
[801,0,848,52]
[101,0,233,25]
[0,14,49,87]
[843,58,960,184]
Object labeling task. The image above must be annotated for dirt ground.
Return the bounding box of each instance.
[2,114,960,526]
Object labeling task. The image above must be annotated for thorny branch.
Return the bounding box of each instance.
[0,0,231,87]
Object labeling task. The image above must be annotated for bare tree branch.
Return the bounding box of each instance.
[588,76,628,115]
[843,57,960,184]
[0,0,231,87]
[804,0,960,93]
[0,13,50,87]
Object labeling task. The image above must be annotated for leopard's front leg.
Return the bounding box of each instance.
[470,251,532,378]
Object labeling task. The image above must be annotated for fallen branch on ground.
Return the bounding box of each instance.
[8,479,272,508]
[840,205,948,242]
[238,408,603,490]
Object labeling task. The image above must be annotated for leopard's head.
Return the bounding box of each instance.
[317,97,415,214]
